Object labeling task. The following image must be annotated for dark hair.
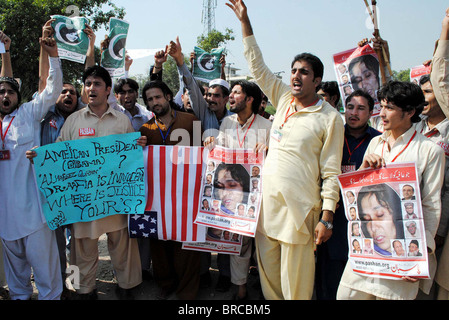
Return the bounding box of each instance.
[357,183,404,240]
[291,53,324,80]
[82,65,112,89]
[318,81,341,102]
[141,80,174,106]
[348,55,380,90]
[377,81,426,123]
[345,89,375,111]
[231,80,263,113]
[213,163,250,203]
[419,74,431,86]
[0,77,21,103]
[114,78,139,95]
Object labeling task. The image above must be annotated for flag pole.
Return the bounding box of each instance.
[371,0,390,85]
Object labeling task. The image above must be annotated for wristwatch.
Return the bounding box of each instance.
[320,219,333,230]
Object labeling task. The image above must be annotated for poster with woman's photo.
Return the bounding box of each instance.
[193,146,264,237]
[337,162,430,280]
[182,227,243,255]
[333,43,381,116]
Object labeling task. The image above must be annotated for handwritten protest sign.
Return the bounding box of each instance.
[194,146,264,238]
[333,44,381,116]
[51,15,90,64]
[101,18,129,78]
[338,163,430,280]
[33,133,145,230]
[192,46,224,82]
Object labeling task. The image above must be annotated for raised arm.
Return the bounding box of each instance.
[225,0,253,38]
[0,31,12,78]
[84,23,96,70]
[431,7,449,119]
[38,19,54,93]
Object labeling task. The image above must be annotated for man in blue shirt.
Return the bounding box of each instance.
[315,89,381,300]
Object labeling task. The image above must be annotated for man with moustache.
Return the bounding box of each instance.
[227,0,344,300]
[169,37,233,292]
[139,80,202,300]
[0,34,64,300]
[315,89,381,300]
[204,79,271,300]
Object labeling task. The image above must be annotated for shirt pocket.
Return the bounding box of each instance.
[11,120,34,146]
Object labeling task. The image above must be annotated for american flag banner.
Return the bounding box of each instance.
[129,145,206,242]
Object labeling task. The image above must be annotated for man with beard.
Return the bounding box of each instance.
[139,80,202,300]
[315,89,380,300]
[168,37,233,293]
[204,80,271,300]
[0,34,64,300]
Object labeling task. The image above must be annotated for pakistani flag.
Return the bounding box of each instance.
[51,15,89,64]
[192,46,224,82]
[101,18,130,79]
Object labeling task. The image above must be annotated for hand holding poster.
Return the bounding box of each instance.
[101,18,130,78]
[51,15,90,64]
[338,163,430,280]
[194,146,264,238]
[33,133,145,230]
[192,46,224,82]
[333,43,381,116]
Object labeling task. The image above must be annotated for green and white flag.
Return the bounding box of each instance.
[51,15,89,64]
[101,18,129,79]
[192,46,224,82]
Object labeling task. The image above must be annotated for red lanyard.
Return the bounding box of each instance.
[345,134,368,162]
[237,114,256,148]
[420,126,439,138]
[382,130,417,163]
[1,116,14,149]
[280,98,320,129]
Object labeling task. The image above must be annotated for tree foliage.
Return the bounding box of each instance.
[196,28,235,53]
[391,68,411,82]
[0,0,125,101]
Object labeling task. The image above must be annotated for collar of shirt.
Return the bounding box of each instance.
[290,98,324,113]
[154,109,177,130]
[85,104,116,119]
[421,117,449,138]
[344,124,379,140]
[238,112,256,129]
[380,125,416,151]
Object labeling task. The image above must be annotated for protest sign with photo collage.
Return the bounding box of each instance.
[338,162,430,280]
[333,44,381,116]
[183,146,263,255]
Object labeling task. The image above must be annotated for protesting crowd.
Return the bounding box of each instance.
[1,0,449,302]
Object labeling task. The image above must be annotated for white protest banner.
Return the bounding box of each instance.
[338,162,430,280]
[194,146,264,237]
[51,15,89,64]
[33,132,145,230]
[333,44,381,116]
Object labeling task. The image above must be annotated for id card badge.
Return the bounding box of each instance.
[341,163,356,174]
[271,128,283,143]
[0,149,11,161]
